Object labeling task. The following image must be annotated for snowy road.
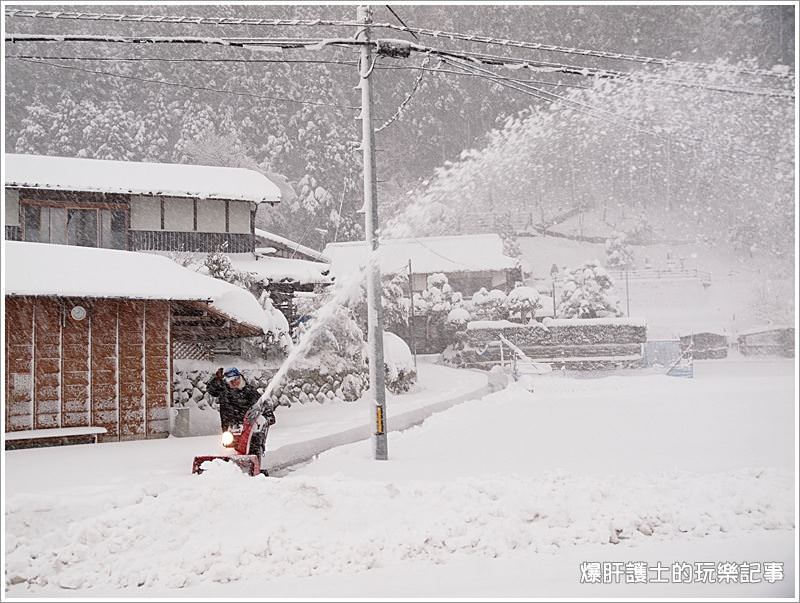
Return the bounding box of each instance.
[3,362,796,597]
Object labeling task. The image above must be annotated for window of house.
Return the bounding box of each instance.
[67,209,98,247]
[22,205,126,249]
[227,201,252,234]
[163,197,194,232]
[100,210,127,249]
[22,206,41,242]
[5,189,20,226]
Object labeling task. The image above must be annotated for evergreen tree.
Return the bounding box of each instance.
[605,232,635,270]
[556,261,623,318]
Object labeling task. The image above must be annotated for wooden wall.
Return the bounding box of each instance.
[4,296,171,441]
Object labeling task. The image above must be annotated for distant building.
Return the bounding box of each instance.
[323,233,521,296]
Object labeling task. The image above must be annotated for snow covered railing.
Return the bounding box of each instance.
[607,267,712,283]
[498,334,552,376]
[5,426,107,447]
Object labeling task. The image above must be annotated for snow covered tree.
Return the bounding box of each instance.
[504,285,542,323]
[625,214,655,245]
[203,250,236,283]
[556,261,623,319]
[201,248,255,292]
[746,274,794,326]
[411,273,467,334]
[352,273,411,336]
[293,290,366,374]
[469,287,509,321]
[250,291,293,357]
[605,232,635,270]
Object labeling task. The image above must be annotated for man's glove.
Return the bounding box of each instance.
[215,367,224,381]
[267,413,276,426]
[244,406,260,425]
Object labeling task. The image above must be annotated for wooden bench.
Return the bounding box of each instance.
[4,426,108,450]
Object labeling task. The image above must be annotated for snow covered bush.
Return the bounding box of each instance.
[352,273,410,336]
[556,261,623,319]
[605,232,635,270]
[469,287,509,321]
[247,291,292,358]
[383,332,417,394]
[413,273,453,317]
[293,290,366,375]
[201,248,254,291]
[504,285,542,323]
[446,306,471,328]
[625,215,654,245]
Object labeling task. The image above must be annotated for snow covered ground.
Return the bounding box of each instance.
[3,359,795,597]
[519,234,792,339]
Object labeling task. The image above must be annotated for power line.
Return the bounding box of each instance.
[377,23,795,80]
[443,57,670,143]
[10,31,788,98]
[429,46,794,99]
[6,6,791,79]
[4,8,362,28]
[6,54,359,66]
[384,6,419,41]
[375,54,435,133]
[16,58,359,109]
[5,32,363,50]
[444,56,791,165]
[5,54,591,90]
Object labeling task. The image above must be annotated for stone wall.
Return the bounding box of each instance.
[172,366,369,410]
[443,320,647,371]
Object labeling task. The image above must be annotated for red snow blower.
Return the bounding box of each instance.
[192,408,270,477]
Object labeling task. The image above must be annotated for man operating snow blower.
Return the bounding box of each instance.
[191,367,276,477]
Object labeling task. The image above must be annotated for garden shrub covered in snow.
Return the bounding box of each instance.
[504,285,541,323]
[469,287,509,321]
[556,261,623,319]
[382,331,417,394]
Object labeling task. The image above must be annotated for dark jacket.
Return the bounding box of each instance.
[206,376,275,430]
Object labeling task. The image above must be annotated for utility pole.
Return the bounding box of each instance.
[357,5,388,461]
[625,269,631,317]
[408,259,417,371]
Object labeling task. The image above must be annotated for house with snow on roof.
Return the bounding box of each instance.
[4,153,281,252]
[3,153,333,326]
[323,233,521,296]
[4,241,283,447]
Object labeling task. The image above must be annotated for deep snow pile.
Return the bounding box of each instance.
[4,366,794,595]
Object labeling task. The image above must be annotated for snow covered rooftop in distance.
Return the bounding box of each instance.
[4,242,275,333]
[5,153,281,204]
[254,228,329,263]
[323,234,518,277]
[228,253,334,285]
[735,324,795,337]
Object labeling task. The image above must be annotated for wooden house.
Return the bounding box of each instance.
[4,242,275,447]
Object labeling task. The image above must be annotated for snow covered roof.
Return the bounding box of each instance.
[323,234,518,278]
[4,242,276,334]
[736,324,795,337]
[254,228,329,263]
[4,153,281,204]
[228,253,334,286]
